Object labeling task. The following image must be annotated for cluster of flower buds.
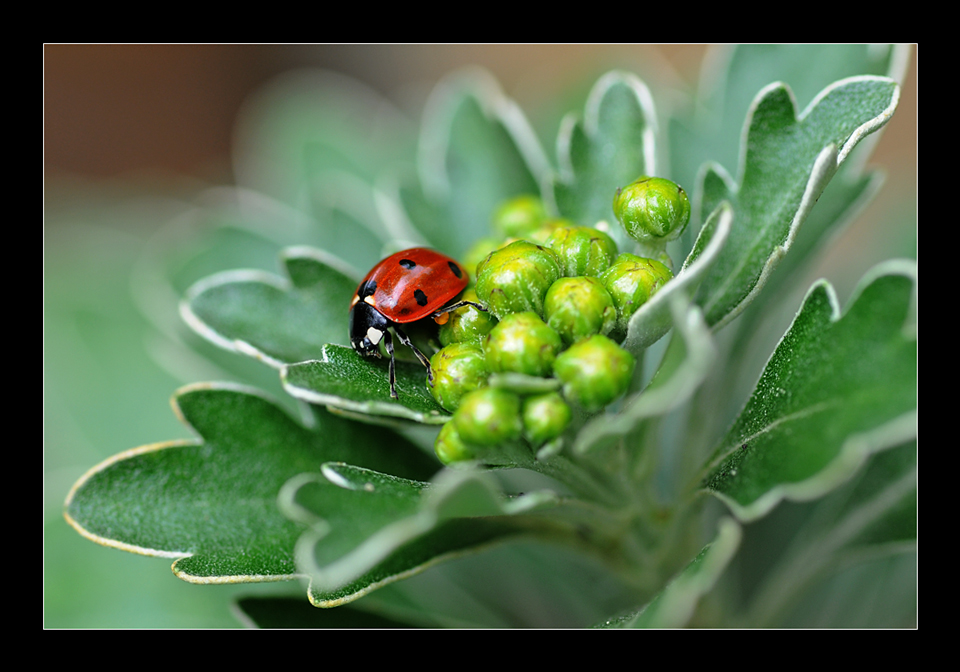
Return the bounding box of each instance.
[432,181,686,465]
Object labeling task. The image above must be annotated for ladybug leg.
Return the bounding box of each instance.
[382,330,399,400]
[433,300,487,316]
[393,326,434,385]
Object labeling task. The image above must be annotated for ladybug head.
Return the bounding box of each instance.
[349,301,391,359]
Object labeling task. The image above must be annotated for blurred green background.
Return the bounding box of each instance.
[44,45,916,628]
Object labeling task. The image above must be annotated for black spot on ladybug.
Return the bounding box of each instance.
[358,279,377,298]
[399,258,416,269]
[414,289,428,306]
[448,261,463,279]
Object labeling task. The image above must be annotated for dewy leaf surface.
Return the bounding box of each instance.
[691,76,900,328]
[63,383,438,584]
[701,261,917,521]
[551,71,657,250]
[181,247,359,368]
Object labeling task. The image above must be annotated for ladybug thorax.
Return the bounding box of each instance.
[349,300,390,358]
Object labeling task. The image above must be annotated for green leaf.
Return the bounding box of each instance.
[597,518,741,628]
[63,383,438,585]
[234,596,422,628]
[282,466,559,606]
[282,344,450,425]
[181,247,359,368]
[551,71,657,250]
[399,68,549,256]
[701,260,917,521]
[738,440,916,627]
[721,170,886,391]
[691,76,900,329]
[669,45,908,201]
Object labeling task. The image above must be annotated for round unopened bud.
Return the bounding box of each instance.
[475,240,561,319]
[484,312,562,377]
[544,277,616,345]
[491,194,548,238]
[428,342,490,411]
[613,176,690,244]
[453,387,523,446]
[522,392,572,446]
[544,226,619,277]
[600,253,673,330]
[553,334,635,412]
[438,288,497,346]
[434,421,474,465]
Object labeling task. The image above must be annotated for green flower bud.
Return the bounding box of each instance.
[544,277,616,345]
[484,312,563,377]
[475,240,561,319]
[613,176,690,244]
[453,387,523,446]
[544,225,619,277]
[434,420,474,465]
[491,194,547,238]
[438,288,498,346]
[553,334,635,412]
[522,392,572,446]
[600,253,674,331]
[428,342,490,411]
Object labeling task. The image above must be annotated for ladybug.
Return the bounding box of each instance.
[349,248,485,400]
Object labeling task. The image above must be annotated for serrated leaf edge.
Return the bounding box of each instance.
[281,467,557,603]
[707,144,839,330]
[703,260,918,522]
[549,70,658,221]
[63,439,201,560]
[585,71,659,175]
[704,76,900,330]
[418,67,551,202]
[64,381,309,584]
[180,247,360,370]
[281,345,451,425]
[180,268,291,369]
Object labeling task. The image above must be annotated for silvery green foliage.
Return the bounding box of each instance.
[63,46,915,628]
